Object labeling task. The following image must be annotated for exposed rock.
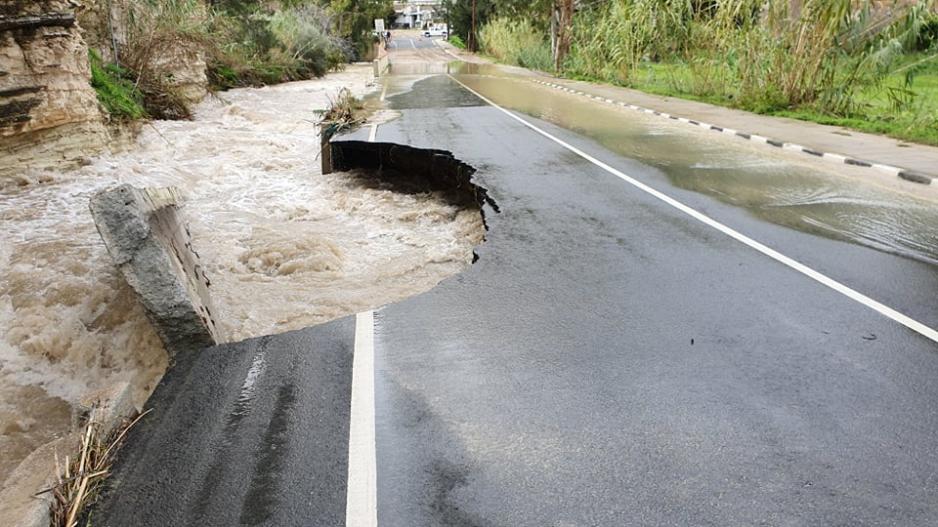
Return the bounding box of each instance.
[147,43,209,105]
[0,0,107,180]
[77,0,209,105]
[74,0,125,64]
[89,185,223,356]
[0,0,211,181]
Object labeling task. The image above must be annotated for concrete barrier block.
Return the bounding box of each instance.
[373,53,389,77]
[90,184,222,356]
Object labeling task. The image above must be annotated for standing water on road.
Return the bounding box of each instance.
[453,65,938,267]
[0,65,484,482]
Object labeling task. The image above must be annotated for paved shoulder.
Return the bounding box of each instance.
[92,317,356,527]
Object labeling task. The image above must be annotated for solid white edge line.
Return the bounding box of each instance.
[346,310,377,527]
[434,39,462,61]
[347,116,379,526]
[447,73,938,344]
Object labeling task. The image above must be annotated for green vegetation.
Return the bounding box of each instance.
[627,53,938,146]
[448,35,467,50]
[478,18,552,71]
[207,0,391,86]
[89,49,147,121]
[207,3,352,89]
[90,0,393,121]
[469,0,938,145]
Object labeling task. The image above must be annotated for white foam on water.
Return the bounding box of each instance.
[0,65,484,481]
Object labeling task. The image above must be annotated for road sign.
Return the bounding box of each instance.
[375,19,385,32]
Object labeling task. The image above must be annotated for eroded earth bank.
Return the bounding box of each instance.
[0,65,485,482]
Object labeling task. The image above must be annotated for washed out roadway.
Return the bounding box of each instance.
[93,70,938,525]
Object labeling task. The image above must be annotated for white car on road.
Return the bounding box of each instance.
[423,27,448,38]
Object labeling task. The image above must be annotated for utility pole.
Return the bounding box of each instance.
[470,0,477,51]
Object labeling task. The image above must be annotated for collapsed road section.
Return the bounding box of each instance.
[87,142,493,527]
[328,140,499,220]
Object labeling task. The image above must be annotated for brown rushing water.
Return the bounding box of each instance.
[0,65,484,482]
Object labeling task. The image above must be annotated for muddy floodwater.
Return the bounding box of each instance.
[0,65,484,482]
[452,64,938,267]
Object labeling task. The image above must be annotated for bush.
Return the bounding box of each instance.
[266,6,350,77]
[87,1,363,121]
[566,0,694,84]
[121,0,214,119]
[207,3,352,89]
[562,0,935,115]
[88,49,147,120]
[479,18,552,71]
[916,14,938,51]
[449,35,467,49]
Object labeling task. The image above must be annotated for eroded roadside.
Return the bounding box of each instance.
[0,63,485,486]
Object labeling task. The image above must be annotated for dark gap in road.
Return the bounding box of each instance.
[330,140,500,260]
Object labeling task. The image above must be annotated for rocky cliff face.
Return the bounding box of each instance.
[0,0,108,180]
[0,0,210,182]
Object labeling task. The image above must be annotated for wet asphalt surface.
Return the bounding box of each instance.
[93,319,355,526]
[94,60,938,525]
[388,37,439,50]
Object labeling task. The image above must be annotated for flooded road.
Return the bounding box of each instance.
[447,63,938,267]
[93,39,938,527]
[4,39,937,487]
[0,64,483,481]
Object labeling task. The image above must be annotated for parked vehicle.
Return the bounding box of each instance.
[423,25,448,38]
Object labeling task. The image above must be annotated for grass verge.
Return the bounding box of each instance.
[476,2,938,147]
[625,56,938,146]
[448,35,467,49]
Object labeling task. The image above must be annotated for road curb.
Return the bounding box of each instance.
[432,38,466,62]
[530,79,934,186]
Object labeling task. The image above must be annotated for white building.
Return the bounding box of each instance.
[393,0,442,29]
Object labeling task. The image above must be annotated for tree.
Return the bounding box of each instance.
[442,0,495,50]
[323,0,394,56]
[552,0,572,69]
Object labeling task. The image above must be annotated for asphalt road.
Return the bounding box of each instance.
[387,36,438,50]
[93,48,938,525]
